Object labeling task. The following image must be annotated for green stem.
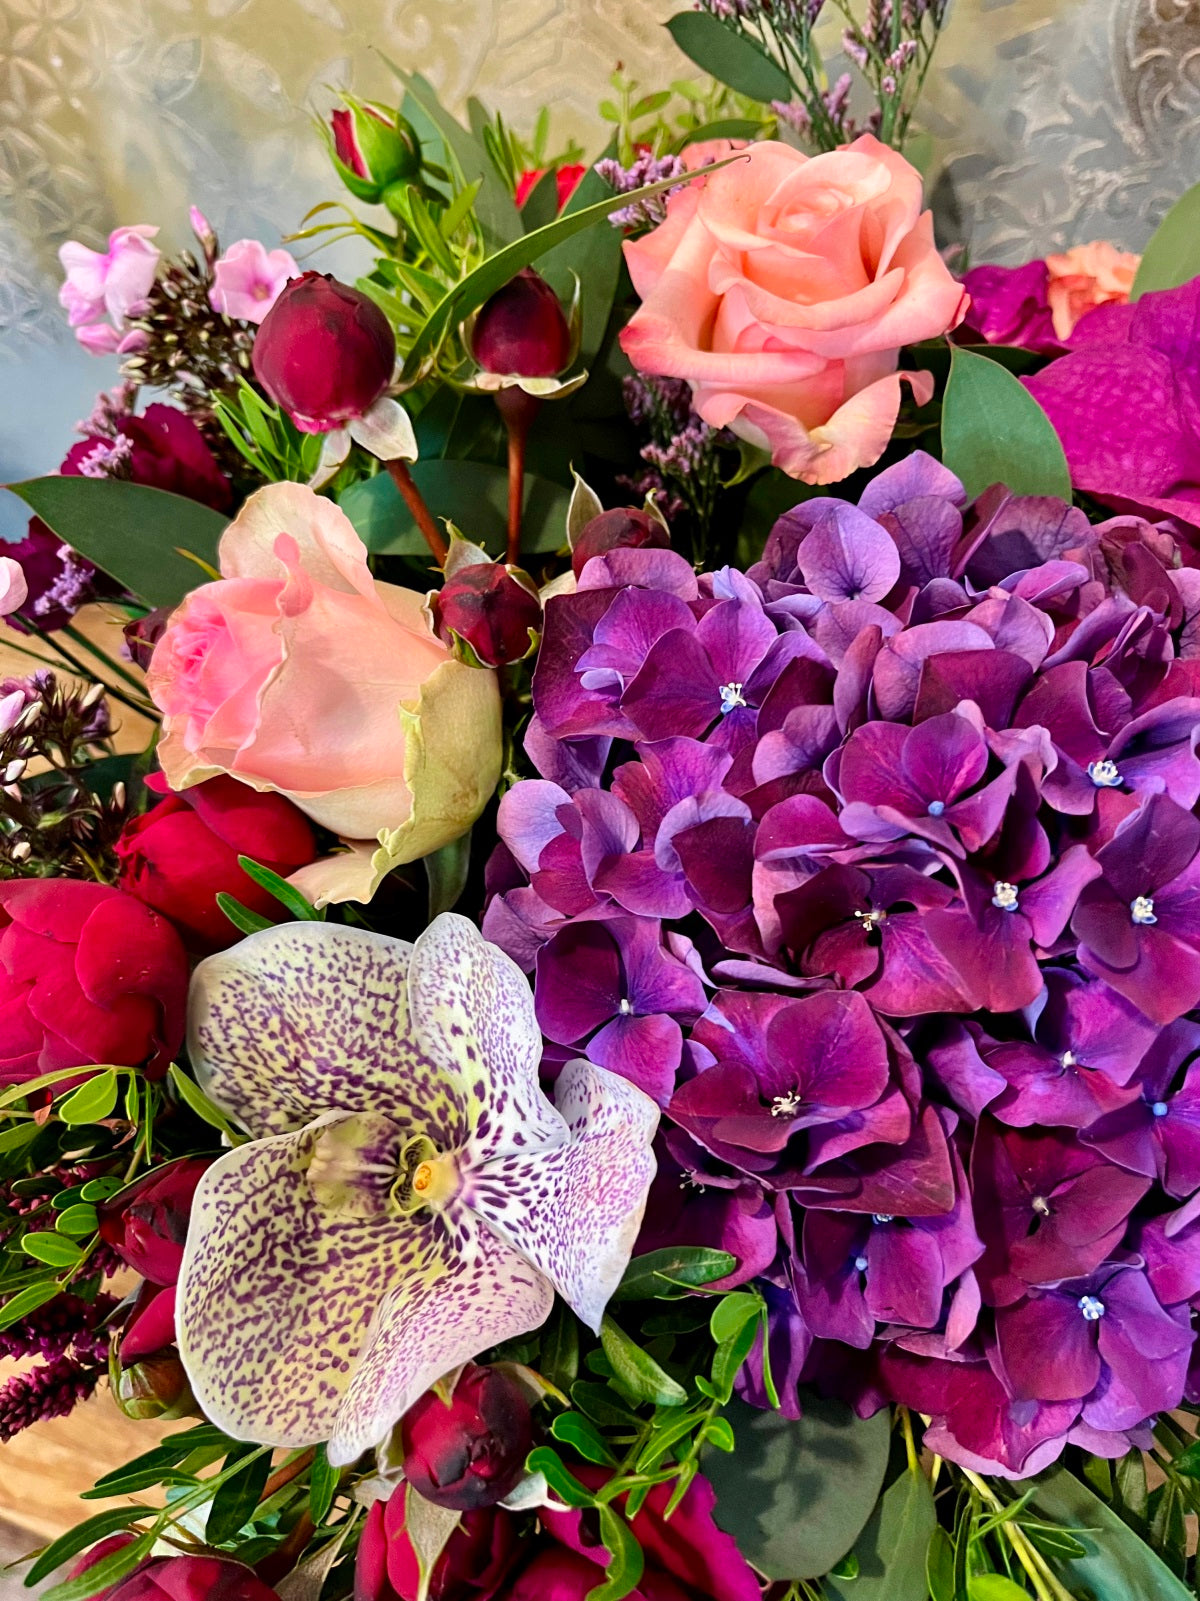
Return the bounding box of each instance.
[11,616,154,719]
[60,622,152,697]
[961,1469,1075,1601]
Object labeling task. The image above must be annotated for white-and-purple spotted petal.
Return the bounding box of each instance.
[188,923,470,1146]
[326,1224,554,1465]
[177,1118,450,1448]
[464,1058,659,1332]
[408,914,567,1163]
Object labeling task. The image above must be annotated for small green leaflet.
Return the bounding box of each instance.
[58,1069,120,1126]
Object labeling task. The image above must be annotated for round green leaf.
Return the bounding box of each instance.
[940,345,1072,502]
[1131,181,1200,299]
[824,1468,937,1601]
[701,1395,891,1579]
[58,1069,120,1126]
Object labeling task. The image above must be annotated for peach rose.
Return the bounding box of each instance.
[1044,240,1140,340]
[620,136,967,484]
[147,482,502,905]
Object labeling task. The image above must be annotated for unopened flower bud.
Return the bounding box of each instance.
[571,507,671,577]
[471,269,571,378]
[399,1363,534,1510]
[116,1350,196,1420]
[252,272,396,433]
[330,102,421,203]
[123,607,173,672]
[435,564,541,667]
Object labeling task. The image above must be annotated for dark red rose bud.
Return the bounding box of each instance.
[400,1364,533,1511]
[123,607,174,672]
[119,1282,177,1364]
[373,1494,520,1601]
[117,774,318,953]
[99,1156,211,1284]
[436,564,541,667]
[252,272,396,432]
[331,104,421,203]
[471,269,571,378]
[571,507,671,577]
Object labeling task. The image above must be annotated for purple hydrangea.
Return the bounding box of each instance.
[487,448,1200,1476]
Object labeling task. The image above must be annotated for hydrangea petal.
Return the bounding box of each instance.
[465,1058,660,1331]
[178,1121,446,1448]
[326,1222,554,1466]
[409,913,567,1164]
[188,923,469,1143]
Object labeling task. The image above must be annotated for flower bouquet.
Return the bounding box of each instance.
[5,5,1200,1600]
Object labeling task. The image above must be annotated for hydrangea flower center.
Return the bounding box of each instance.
[854,908,885,933]
[1032,1195,1051,1216]
[1088,758,1122,787]
[1060,1050,1077,1069]
[927,799,946,816]
[771,1089,802,1117]
[1152,1101,1169,1117]
[854,1254,869,1272]
[719,682,747,714]
[871,1213,894,1224]
[1131,895,1157,924]
[1078,1295,1106,1321]
[992,881,1020,912]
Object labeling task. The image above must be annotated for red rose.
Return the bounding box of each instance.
[399,1364,534,1510]
[471,270,571,379]
[99,1156,210,1284]
[119,1281,177,1363]
[116,774,318,952]
[571,508,671,578]
[108,1557,280,1601]
[252,272,396,432]
[515,166,586,211]
[0,881,187,1084]
[435,565,541,668]
[355,1495,520,1601]
[62,405,233,513]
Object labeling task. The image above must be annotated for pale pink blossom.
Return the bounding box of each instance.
[58,226,159,352]
[0,558,29,619]
[209,239,299,324]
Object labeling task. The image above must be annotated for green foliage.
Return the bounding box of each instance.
[6,478,227,610]
[211,381,325,483]
[824,1466,936,1601]
[1131,179,1200,298]
[1030,1465,1195,1599]
[612,1246,738,1300]
[940,346,1073,501]
[339,460,570,557]
[700,1395,891,1579]
[425,832,473,919]
[666,12,791,103]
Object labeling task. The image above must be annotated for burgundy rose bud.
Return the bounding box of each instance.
[570,506,671,578]
[363,1494,521,1601]
[106,1557,281,1601]
[252,272,396,432]
[67,1532,141,1601]
[435,564,541,667]
[330,102,421,204]
[119,1282,177,1364]
[123,608,174,672]
[0,881,187,1085]
[99,1157,211,1284]
[399,1364,534,1510]
[470,269,571,378]
[116,774,318,953]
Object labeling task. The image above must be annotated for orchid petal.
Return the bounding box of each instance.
[465,1058,659,1331]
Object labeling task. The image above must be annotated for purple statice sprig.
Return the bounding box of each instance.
[619,374,738,563]
[0,1291,119,1441]
[595,152,688,231]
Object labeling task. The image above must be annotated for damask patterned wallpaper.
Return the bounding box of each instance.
[0,0,1196,483]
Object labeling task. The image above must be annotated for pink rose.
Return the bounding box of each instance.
[58,226,159,351]
[620,137,967,484]
[146,483,502,904]
[1044,240,1140,340]
[209,238,300,324]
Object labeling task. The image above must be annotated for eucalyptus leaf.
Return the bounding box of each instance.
[1029,1467,1194,1601]
[701,1395,891,1579]
[1131,180,1200,298]
[7,478,227,610]
[824,1468,937,1601]
[665,12,792,102]
[940,346,1072,501]
[340,459,569,557]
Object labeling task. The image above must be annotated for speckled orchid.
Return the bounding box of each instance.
[176,913,659,1464]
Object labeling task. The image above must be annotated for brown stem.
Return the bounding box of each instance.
[496,388,542,567]
[386,459,448,566]
[262,1446,316,1501]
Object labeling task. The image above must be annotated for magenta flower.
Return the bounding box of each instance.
[209,238,299,324]
[1080,1018,1200,1195]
